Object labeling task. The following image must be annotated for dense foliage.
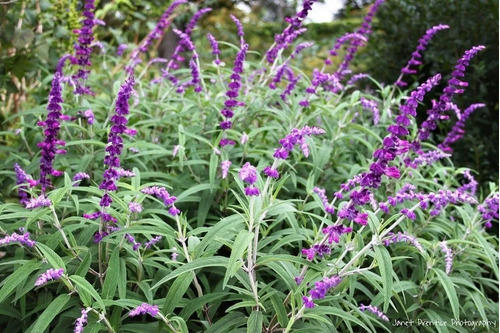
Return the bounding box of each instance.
[0,1,498,332]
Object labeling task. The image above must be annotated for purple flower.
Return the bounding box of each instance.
[79,109,95,125]
[439,241,453,274]
[360,97,380,125]
[281,73,301,101]
[396,24,449,87]
[266,0,318,63]
[417,45,485,142]
[99,76,135,208]
[0,231,36,247]
[73,172,90,184]
[322,224,353,244]
[38,71,66,193]
[129,202,143,213]
[346,73,369,86]
[383,231,424,253]
[171,248,179,261]
[74,308,90,333]
[438,103,485,153]
[221,160,232,179]
[14,163,37,205]
[117,43,128,56]
[302,244,331,261]
[25,195,51,209]
[126,0,187,74]
[325,32,366,65]
[71,0,96,95]
[230,14,244,44]
[125,234,141,251]
[273,126,326,160]
[239,162,257,185]
[35,268,64,286]
[313,187,335,214]
[263,166,280,179]
[129,303,159,317]
[117,168,135,178]
[359,304,389,321]
[408,149,450,168]
[145,236,162,249]
[141,186,179,216]
[478,194,499,228]
[303,275,342,308]
[207,33,220,65]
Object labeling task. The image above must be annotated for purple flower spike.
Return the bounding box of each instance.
[126,0,187,74]
[360,97,380,125]
[129,303,159,317]
[230,14,244,44]
[418,45,485,142]
[273,126,326,160]
[359,303,389,321]
[129,202,143,213]
[117,44,128,56]
[239,162,258,185]
[303,275,342,308]
[74,308,91,333]
[221,160,232,179]
[439,241,453,274]
[73,172,90,185]
[478,194,499,228]
[0,231,36,247]
[145,236,162,249]
[396,24,449,87]
[302,244,331,261]
[313,187,335,214]
[14,163,37,205]
[438,103,485,153]
[38,71,66,193]
[322,224,353,244]
[263,166,280,179]
[25,195,51,209]
[125,234,141,251]
[383,231,424,253]
[207,33,221,64]
[35,268,64,286]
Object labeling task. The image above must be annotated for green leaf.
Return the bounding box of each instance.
[36,243,66,270]
[0,260,41,303]
[28,294,70,333]
[209,153,218,192]
[69,275,105,310]
[151,256,229,290]
[205,312,246,333]
[433,268,459,319]
[102,247,120,299]
[374,245,393,312]
[247,311,263,333]
[270,293,288,328]
[118,258,127,300]
[223,230,254,289]
[163,272,193,314]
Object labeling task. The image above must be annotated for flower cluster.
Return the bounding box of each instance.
[219,42,249,145]
[313,187,335,214]
[334,0,385,84]
[302,275,342,308]
[0,231,36,247]
[38,71,66,193]
[34,268,64,286]
[99,76,135,211]
[71,0,96,95]
[324,33,366,66]
[439,241,454,274]
[126,0,187,74]
[129,303,159,317]
[272,126,326,160]
[145,236,163,249]
[406,149,450,168]
[396,24,449,87]
[207,33,221,65]
[266,0,317,63]
[129,202,143,213]
[125,234,141,251]
[438,103,485,153]
[383,231,424,253]
[230,14,245,45]
[141,186,179,215]
[417,45,485,142]
[478,194,499,228]
[359,304,389,321]
[322,224,353,244]
[25,195,52,209]
[301,244,331,261]
[74,308,90,333]
[73,172,90,186]
[239,162,259,196]
[359,97,380,125]
[14,163,37,205]
[221,160,232,179]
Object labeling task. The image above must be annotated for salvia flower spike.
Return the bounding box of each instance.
[35,268,64,286]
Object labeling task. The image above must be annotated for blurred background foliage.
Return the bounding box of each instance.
[0,0,498,189]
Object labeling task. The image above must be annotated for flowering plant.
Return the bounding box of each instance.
[0,1,497,332]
